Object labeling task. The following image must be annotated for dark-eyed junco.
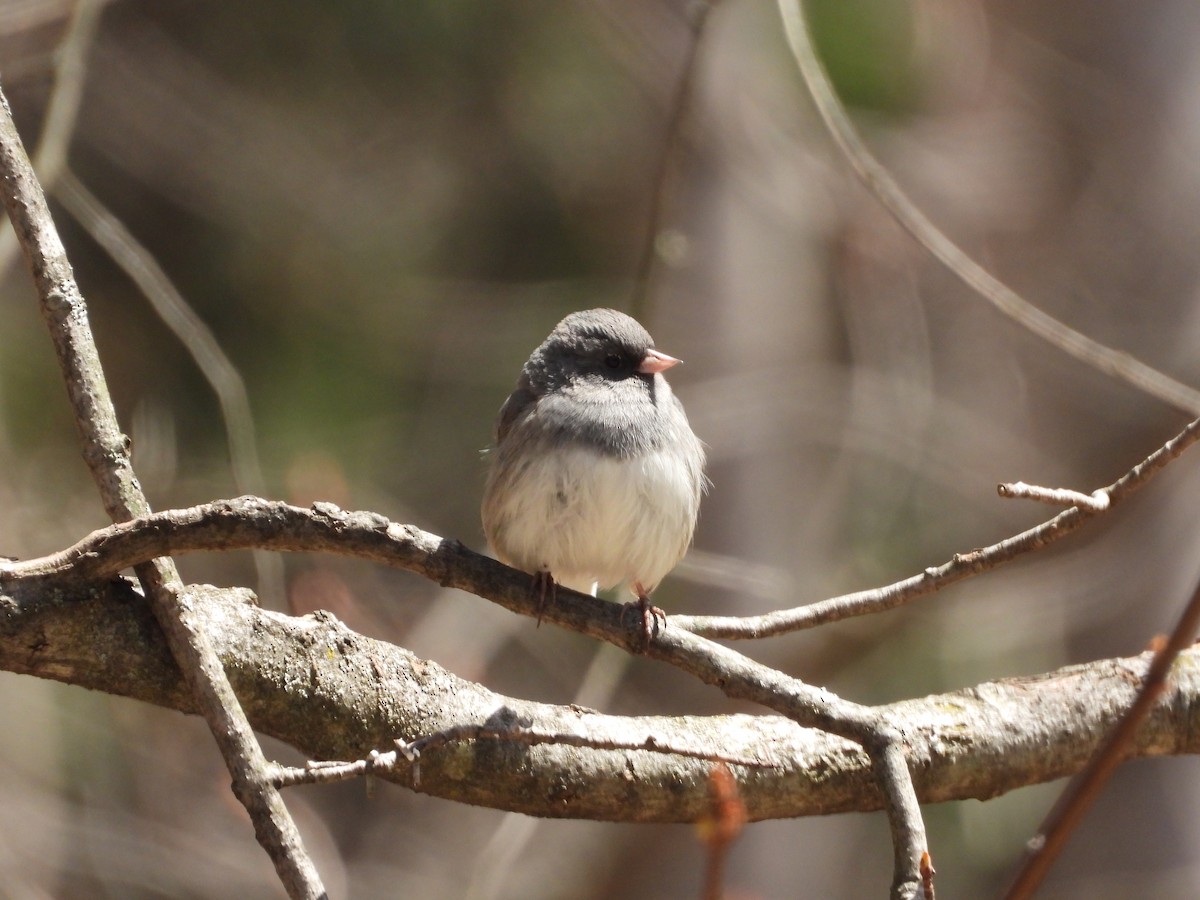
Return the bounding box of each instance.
[482,308,706,642]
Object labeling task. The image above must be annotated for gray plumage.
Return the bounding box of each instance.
[482,309,706,599]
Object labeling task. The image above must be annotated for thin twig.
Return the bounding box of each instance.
[0,88,326,899]
[776,0,1200,416]
[1004,573,1200,899]
[53,169,267,509]
[271,722,776,790]
[53,168,283,603]
[0,0,104,276]
[674,415,1200,638]
[0,0,278,604]
[997,481,1109,511]
[867,733,929,900]
[629,0,714,320]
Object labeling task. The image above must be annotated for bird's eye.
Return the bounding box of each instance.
[604,354,622,369]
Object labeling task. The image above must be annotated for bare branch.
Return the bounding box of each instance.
[997,481,1109,512]
[271,723,774,790]
[0,497,878,733]
[865,732,929,900]
[675,415,1200,638]
[629,0,715,320]
[52,167,283,603]
[1,577,1198,822]
[0,497,942,884]
[0,0,104,275]
[10,427,1198,887]
[1005,571,1200,898]
[776,0,1200,416]
[0,85,324,899]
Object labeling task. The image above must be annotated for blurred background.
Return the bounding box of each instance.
[4,0,1200,897]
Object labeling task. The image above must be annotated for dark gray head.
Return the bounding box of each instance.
[524,308,679,394]
[493,308,695,456]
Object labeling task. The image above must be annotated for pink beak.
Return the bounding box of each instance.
[638,348,682,375]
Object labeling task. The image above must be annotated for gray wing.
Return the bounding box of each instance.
[494,382,538,444]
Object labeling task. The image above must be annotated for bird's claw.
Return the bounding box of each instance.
[621,593,666,651]
[531,571,556,627]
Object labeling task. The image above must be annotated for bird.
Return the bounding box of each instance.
[482,308,706,645]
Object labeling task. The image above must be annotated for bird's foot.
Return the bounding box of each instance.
[621,587,666,651]
[531,570,556,627]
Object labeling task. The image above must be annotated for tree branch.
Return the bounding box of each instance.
[675,414,1200,638]
[0,497,876,733]
[0,494,934,895]
[0,84,325,899]
[1,576,1196,823]
[53,166,282,604]
[776,0,1200,416]
[1005,568,1200,897]
[629,0,714,320]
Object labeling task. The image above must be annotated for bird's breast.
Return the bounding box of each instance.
[483,442,701,594]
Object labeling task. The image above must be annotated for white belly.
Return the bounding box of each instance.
[485,445,699,596]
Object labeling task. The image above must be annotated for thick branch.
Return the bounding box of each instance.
[0,577,1195,822]
[0,496,928,893]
